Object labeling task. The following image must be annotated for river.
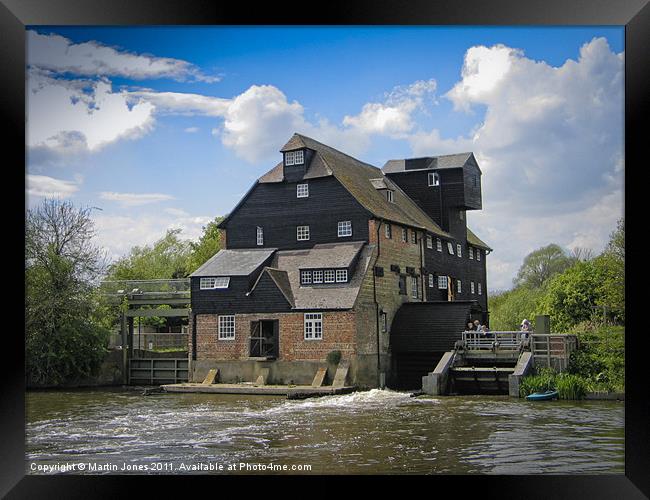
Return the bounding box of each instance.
[26,388,624,475]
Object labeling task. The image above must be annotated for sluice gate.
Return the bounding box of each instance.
[422,330,577,397]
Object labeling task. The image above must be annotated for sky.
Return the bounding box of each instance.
[25,26,625,291]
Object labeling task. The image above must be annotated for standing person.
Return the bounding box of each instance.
[520,319,531,339]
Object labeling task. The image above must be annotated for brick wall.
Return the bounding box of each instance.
[192,311,356,362]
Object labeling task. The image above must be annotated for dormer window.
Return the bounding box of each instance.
[386,190,394,203]
[428,172,439,186]
[285,149,304,166]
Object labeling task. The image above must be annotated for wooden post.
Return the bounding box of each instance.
[120,312,128,385]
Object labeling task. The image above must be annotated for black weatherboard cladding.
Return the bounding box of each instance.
[223,176,371,249]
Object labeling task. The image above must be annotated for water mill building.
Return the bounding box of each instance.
[188,133,491,389]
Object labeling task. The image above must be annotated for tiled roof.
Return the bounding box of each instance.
[383,153,475,173]
[189,248,277,277]
[467,227,492,251]
[271,242,375,310]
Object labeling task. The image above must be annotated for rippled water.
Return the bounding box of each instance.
[26,388,624,474]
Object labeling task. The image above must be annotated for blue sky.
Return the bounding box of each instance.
[25,26,624,290]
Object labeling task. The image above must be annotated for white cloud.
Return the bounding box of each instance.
[184,127,199,133]
[27,30,219,82]
[343,79,437,137]
[27,73,155,160]
[408,38,624,290]
[26,174,80,198]
[93,211,213,262]
[99,191,176,207]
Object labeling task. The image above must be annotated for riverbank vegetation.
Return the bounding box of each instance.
[26,199,223,386]
[493,219,625,397]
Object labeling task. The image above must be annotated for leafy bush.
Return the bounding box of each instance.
[326,350,342,365]
[519,368,588,400]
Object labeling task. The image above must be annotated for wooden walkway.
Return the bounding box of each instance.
[161,382,356,399]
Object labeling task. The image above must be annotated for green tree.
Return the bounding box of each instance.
[488,286,546,331]
[187,216,224,273]
[513,243,574,289]
[26,199,110,386]
[107,228,192,280]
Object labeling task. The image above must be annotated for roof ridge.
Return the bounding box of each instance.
[295,133,378,170]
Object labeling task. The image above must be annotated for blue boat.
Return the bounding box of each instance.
[526,390,559,401]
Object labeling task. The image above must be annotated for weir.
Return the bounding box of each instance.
[422,329,577,397]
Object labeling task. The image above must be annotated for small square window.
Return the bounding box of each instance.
[471,281,475,294]
[436,238,442,252]
[428,172,439,186]
[478,282,482,295]
[447,242,454,255]
[297,183,309,198]
[313,270,323,284]
[457,280,462,294]
[256,226,263,246]
[428,274,434,288]
[324,270,335,283]
[411,230,417,244]
[380,312,387,333]
[426,235,433,249]
[336,269,348,282]
[469,247,474,260]
[285,150,304,166]
[477,250,481,261]
[338,221,352,237]
[297,225,310,241]
[438,276,448,289]
[385,224,392,239]
[300,270,312,285]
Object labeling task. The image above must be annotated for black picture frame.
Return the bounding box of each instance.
[3,0,647,497]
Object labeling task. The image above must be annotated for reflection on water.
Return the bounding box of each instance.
[26,388,624,474]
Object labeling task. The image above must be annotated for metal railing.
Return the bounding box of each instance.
[530,334,578,371]
[462,331,526,351]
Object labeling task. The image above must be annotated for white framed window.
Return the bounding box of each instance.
[428,171,439,186]
[447,242,454,255]
[387,190,394,203]
[256,226,263,246]
[469,247,474,260]
[426,235,433,249]
[457,280,462,294]
[300,270,312,285]
[380,312,387,333]
[297,183,309,198]
[338,221,352,237]
[457,244,462,257]
[385,223,392,239]
[200,277,230,290]
[471,281,475,294]
[402,227,407,243]
[324,270,335,283]
[478,282,482,295]
[438,275,448,289]
[297,225,310,241]
[411,230,417,244]
[218,315,235,340]
[477,250,481,261]
[411,276,418,299]
[336,269,348,282]
[285,150,304,166]
[436,238,442,252]
[429,274,434,288]
[304,313,323,340]
[313,270,323,284]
